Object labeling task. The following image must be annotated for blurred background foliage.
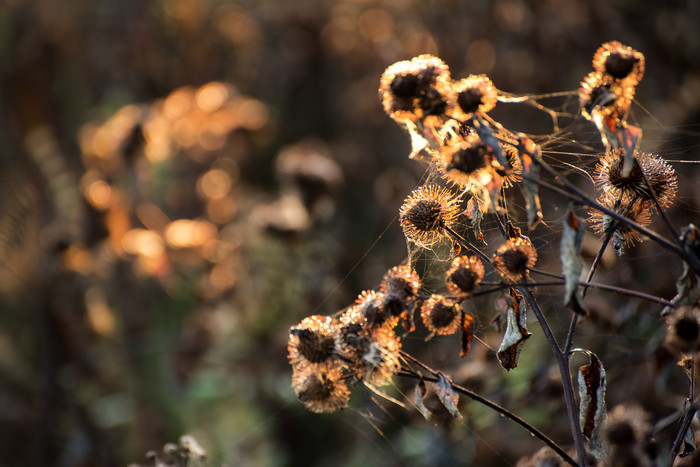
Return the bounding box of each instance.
[1,0,700,465]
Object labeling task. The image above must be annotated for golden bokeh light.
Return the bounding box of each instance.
[195,82,230,113]
[196,169,232,201]
[164,219,218,249]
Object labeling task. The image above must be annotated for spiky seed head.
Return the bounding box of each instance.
[602,403,650,449]
[421,294,461,336]
[595,149,677,209]
[292,367,350,413]
[288,315,340,373]
[353,290,398,330]
[399,184,461,248]
[588,192,653,254]
[450,74,498,120]
[666,306,700,352]
[578,71,634,121]
[438,132,495,189]
[380,265,421,301]
[379,54,454,125]
[445,255,484,300]
[493,237,538,282]
[592,41,645,83]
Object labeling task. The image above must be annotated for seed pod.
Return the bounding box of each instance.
[421,294,461,336]
[493,236,538,282]
[595,148,677,210]
[292,366,351,413]
[379,54,454,125]
[665,306,700,353]
[445,255,484,300]
[399,184,461,248]
[592,41,645,84]
[449,74,498,120]
[288,315,341,374]
[380,265,421,301]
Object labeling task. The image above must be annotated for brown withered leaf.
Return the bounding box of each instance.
[617,123,642,177]
[460,312,474,358]
[435,372,462,419]
[414,379,431,421]
[681,427,696,458]
[662,225,700,316]
[517,135,543,229]
[466,197,485,243]
[496,289,531,370]
[561,211,587,315]
[576,349,607,440]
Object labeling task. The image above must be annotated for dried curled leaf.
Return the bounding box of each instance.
[591,113,642,171]
[517,135,543,229]
[561,211,587,315]
[576,349,607,441]
[460,312,474,358]
[466,197,485,243]
[681,427,696,458]
[414,379,431,421]
[496,289,531,370]
[435,372,462,419]
[662,225,700,316]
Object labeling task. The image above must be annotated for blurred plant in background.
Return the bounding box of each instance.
[1,0,700,466]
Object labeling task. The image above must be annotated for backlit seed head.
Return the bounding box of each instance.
[380,265,421,301]
[588,192,653,254]
[445,255,484,300]
[592,41,645,83]
[602,403,650,449]
[666,306,700,352]
[292,366,350,413]
[353,290,397,329]
[438,132,496,189]
[357,327,402,386]
[493,237,538,282]
[399,184,461,248]
[595,149,677,209]
[450,74,498,120]
[288,315,340,372]
[421,294,461,335]
[578,71,634,121]
[379,55,454,125]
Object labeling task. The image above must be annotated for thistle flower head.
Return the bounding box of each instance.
[588,192,653,254]
[592,41,645,83]
[379,54,454,125]
[420,294,461,336]
[292,367,350,413]
[380,265,421,300]
[445,255,484,300]
[399,184,461,247]
[493,236,538,282]
[665,306,700,353]
[438,132,496,189]
[379,265,421,318]
[449,74,498,120]
[579,71,634,121]
[595,149,677,209]
[352,290,398,330]
[602,403,652,466]
[337,308,402,386]
[288,315,341,373]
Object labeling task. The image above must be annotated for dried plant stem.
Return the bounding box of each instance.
[441,223,589,465]
[564,226,615,355]
[670,355,697,462]
[398,353,579,467]
[519,285,589,467]
[525,174,700,275]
